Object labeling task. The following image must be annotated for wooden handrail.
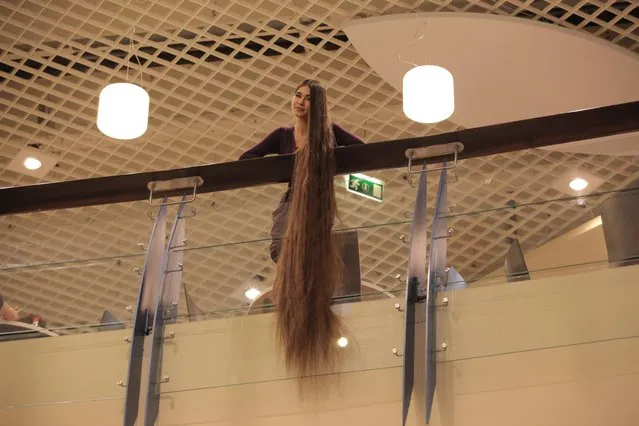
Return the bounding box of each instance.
[1,101,638,216]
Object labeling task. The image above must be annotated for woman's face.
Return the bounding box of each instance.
[291,85,311,119]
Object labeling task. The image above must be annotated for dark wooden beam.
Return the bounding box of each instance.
[1,101,638,216]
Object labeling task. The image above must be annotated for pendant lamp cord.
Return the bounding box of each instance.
[398,15,428,68]
[125,28,131,84]
[126,25,144,87]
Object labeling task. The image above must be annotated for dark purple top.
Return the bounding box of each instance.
[239,123,365,160]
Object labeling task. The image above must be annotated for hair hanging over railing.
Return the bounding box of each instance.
[273,79,344,378]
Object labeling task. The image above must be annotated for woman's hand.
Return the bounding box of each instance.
[0,303,20,321]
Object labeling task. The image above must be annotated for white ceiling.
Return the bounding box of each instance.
[344,12,639,153]
[1,0,638,331]
[543,131,639,156]
[345,12,639,127]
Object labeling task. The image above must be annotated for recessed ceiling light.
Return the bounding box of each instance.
[7,147,58,178]
[23,157,42,170]
[337,336,349,348]
[244,287,261,301]
[569,177,588,191]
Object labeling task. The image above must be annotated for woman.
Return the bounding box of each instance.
[239,79,365,377]
[239,79,365,262]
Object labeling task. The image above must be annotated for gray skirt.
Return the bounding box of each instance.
[269,190,361,302]
[269,189,291,262]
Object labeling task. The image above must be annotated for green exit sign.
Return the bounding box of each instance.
[345,173,384,202]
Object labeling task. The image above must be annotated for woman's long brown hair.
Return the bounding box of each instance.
[273,79,343,378]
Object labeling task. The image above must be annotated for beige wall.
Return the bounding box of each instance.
[521,215,608,278]
[0,329,129,425]
[477,215,608,286]
[1,265,638,426]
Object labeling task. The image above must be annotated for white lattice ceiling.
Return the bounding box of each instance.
[1,0,638,330]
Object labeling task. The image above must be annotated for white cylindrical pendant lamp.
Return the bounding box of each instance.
[97,82,150,140]
[402,65,455,124]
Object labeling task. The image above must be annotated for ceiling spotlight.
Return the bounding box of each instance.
[244,287,261,301]
[569,177,588,191]
[337,336,349,348]
[23,157,42,170]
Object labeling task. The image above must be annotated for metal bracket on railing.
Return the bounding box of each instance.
[166,263,183,273]
[178,207,197,219]
[405,142,464,174]
[434,342,448,352]
[169,239,188,250]
[147,176,204,207]
[434,297,449,308]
